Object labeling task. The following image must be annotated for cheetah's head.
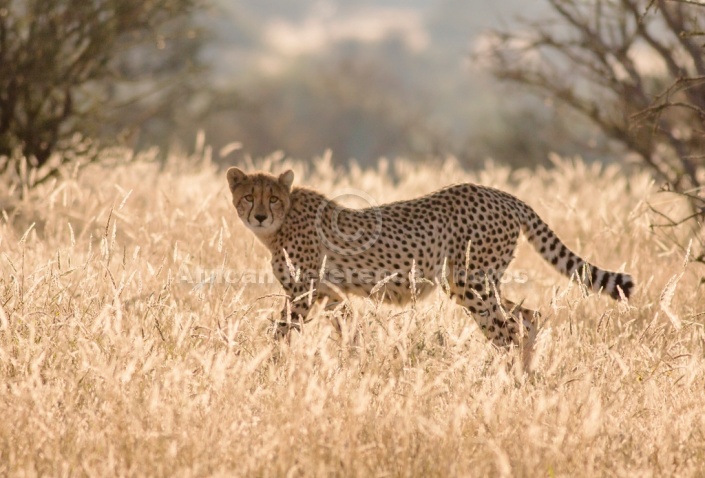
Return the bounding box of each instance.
[226,167,294,235]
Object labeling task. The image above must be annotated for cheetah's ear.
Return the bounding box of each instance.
[226,167,247,193]
[278,170,294,191]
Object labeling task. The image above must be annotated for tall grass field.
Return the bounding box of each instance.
[1,148,703,476]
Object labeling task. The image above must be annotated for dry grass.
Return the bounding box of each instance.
[1,149,704,477]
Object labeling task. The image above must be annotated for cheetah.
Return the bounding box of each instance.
[226,167,634,347]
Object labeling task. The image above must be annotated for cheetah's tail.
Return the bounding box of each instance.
[519,204,634,300]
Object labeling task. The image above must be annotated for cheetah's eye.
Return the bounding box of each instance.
[270,197,279,204]
[244,195,254,202]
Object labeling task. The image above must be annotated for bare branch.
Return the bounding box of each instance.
[482,0,705,261]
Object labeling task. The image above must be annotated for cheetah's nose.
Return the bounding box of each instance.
[254,214,267,224]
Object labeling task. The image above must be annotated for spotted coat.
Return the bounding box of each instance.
[227,168,634,346]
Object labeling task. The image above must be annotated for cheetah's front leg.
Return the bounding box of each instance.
[274,279,319,339]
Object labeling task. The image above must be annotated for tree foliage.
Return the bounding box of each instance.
[0,0,205,185]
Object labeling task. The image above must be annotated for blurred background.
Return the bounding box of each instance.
[0,0,586,172]
[1,0,702,179]
[194,0,571,169]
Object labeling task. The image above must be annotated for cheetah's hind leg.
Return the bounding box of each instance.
[502,298,541,371]
[449,278,536,349]
[502,298,540,342]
